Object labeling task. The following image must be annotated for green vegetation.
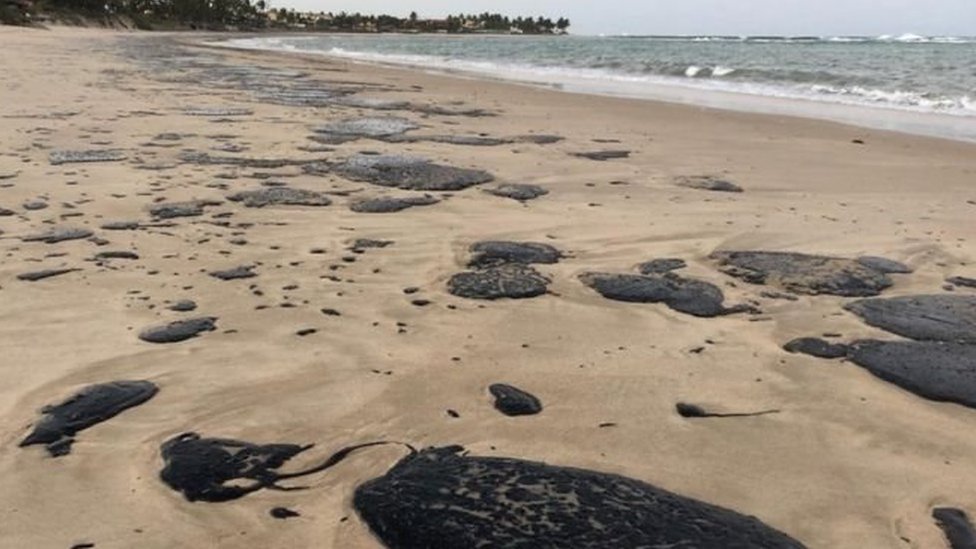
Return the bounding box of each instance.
[2,0,267,28]
[0,0,569,34]
[272,11,570,34]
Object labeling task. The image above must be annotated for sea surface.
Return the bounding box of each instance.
[222,34,976,141]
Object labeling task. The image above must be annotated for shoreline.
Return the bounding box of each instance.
[212,33,976,144]
[2,26,976,548]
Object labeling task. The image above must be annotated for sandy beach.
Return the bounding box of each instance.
[2,25,976,548]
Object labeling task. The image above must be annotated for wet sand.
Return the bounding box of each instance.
[2,25,976,548]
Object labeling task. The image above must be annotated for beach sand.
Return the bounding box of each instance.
[1,25,976,548]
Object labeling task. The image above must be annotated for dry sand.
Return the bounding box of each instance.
[1,25,976,548]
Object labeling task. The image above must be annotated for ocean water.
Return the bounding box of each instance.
[222,34,976,140]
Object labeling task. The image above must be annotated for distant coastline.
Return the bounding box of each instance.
[0,0,570,35]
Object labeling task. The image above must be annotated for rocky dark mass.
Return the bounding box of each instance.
[947,276,976,289]
[168,300,198,312]
[572,150,631,161]
[350,195,439,213]
[21,227,94,244]
[23,200,48,211]
[933,507,976,549]
[448,264,550,300]
[350,239,394,252]
[783,337,850,359]
[20,380,158,457]
[638,258,687,275]
[844,295,976,343]
[710,251,895,297]
[138,317,217,343]
[489,384,543,416]
[329,155,493,191]
[17,268,80,281]
[467,241,563,269]
[0,207,15,216]
[160,434,396,503]
[484,183,549,202]
[159,433,314,502]
[846,340,976,408]
[676,176,744,193]
[856,256,913,274]
[313,117,419,139]
[227,187,332,208]
[210,266,257,280]
[49,150,127,166]
[580,272,749,318]
[149,200,221,219]
[353,445,806,548]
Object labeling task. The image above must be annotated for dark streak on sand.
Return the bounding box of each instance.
[933,507,976,549]
[17,268,80,281]
[160,434,402,503]
[571,150,631,161]
[20,381,158,457]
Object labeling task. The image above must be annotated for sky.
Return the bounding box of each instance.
[273,0,976,36]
